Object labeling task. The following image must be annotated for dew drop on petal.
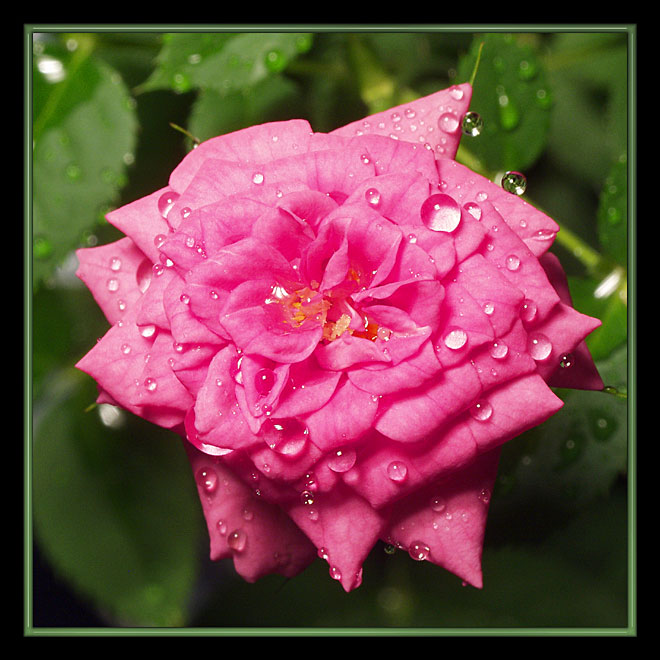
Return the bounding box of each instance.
[252,172,264,185]
[482,302,495,316]
[490,341,509,360]
[501,171,527,196]
[227,529,247,552]
[505,254,521,271]
[329,566,342,581]
[110,257,122,271]
[365,187,381,207]
[438,112,459,134]
[328,447,357,473]
[520,299,537,323]
[139,324,157,339]
[478,488,491,504]
[120,343,131,355]
[106,278,119,292]
[528,332,553,361]
[196,467,218,494]
[254,368,276,396]
[262,417,309,457]
[144,377,157,392]
[217,520,227,535]
[409,541,430,561]
[443,327,468,350]
[154,234,167,249]
[463,201,482,220]
[300,490,315,506]
[420,193,461,232]
[559,352,574,369]
[387,461,408,483]
[430,496,446,512]
[158,191,180,219]
[469,399,493,421]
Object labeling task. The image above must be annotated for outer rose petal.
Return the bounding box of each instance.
[384,447,501,587]
[185,443,316,582]
[331,82,472,161]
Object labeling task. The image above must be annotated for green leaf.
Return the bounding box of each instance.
[567,273,627,361]
[496,344,627,514]
[32,36,138,287]
[188,75,302,142]
[140,32,314,95]
[598,155,628,267]
[32,370,203,626]
[456,33,552,172]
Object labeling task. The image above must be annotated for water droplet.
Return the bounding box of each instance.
[438,112,459,134]
[387,461,408,483]
[443,327,468,350]
[329,566,342,581]
[482,302,495,316]
[420,193,461,232]
[110,257,122,271]
[559,353,574,369]
[464,201,482,220]
[505,254,521,271]
[365,187,381,207]
[461,111,484,137]
[490,341,509,360]
[262,417,309,457]
[430,496,446,512]
[242,507,254,521]
[409,541,430,561]
[300,490,315,506]
[217,520,227,535]
[478,488,491,504]
[449,85,464,100]
[528,332,552,361]
[139,324,156,338]
[106,278,119,292]
[65,163,82,181]
[318,547,329,560]
[154,234,167,249]
[252,172,264,185]
[180,293,190,305]
[144,377,157,392]
[384,543,397,555]
[196,467,218,494]
[227,529,247,552]
[120,343,131,355]
[254,368,276,396]
[328,447,357,473]
[469,399,493,422]
[520,299,537,323]
[158,191,180,219]
[501,171,527,196]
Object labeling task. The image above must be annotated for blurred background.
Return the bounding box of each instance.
[28,27,632,632]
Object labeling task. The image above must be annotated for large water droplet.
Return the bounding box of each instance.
[490,341,509,360]
[227,529,247,552]
[461,111,484,137]
[408,541,430,561]
[527,332,552,361]
[501,171,527,196]
[365,187,381,207]
[443,327,468,350]
[254,368,276,396]
[262,417,309,457]
[469,399,493,422]
[505,254,521,271]
[420,194,461,233]
[327,447,357,473]
[158,191,180,219]
[387,461,408,483]
[196,467,218,494]
[438,112,459,134]
[520,299,537,323]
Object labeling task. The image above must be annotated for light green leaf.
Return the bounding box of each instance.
[32,370,203,626]
[32,36,138,287]
[140,32,314,95]
[456,33,552,172]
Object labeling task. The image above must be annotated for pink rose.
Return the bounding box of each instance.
[75,83,603,592]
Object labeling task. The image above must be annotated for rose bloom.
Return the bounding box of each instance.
[76,83,603,591]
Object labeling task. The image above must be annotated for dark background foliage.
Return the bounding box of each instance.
[28,27,633,633]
